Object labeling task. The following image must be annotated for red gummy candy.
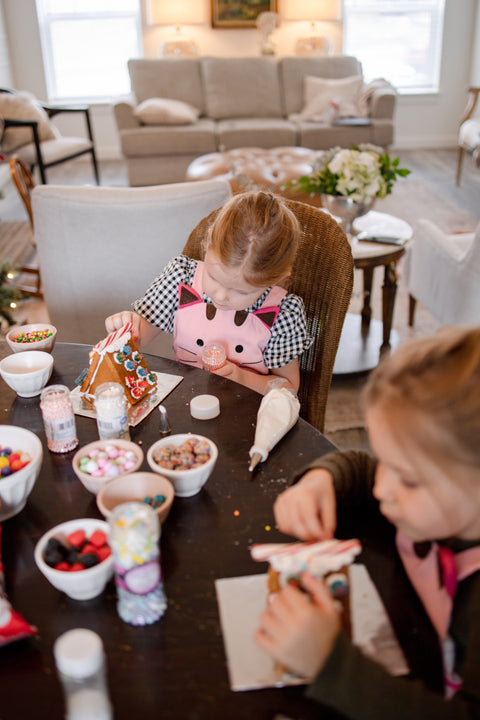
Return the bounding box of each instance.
[80,543,97,556]
[54,561,71,572]
[96,545,112,562]
[89,530,107,548]
[67,529,86,548]
[70,563,85,572]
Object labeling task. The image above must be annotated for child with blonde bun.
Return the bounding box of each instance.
[256,326,480,719]
[106,191,311,395]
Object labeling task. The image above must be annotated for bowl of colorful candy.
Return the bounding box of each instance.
[0,425,43,521]
[72,439,144,495]
[0,350,54,398]
[6,323,57,354]
[96,471,174,524]
[146,434,218,498]
[34,518,113,601]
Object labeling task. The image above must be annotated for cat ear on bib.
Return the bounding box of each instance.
[254,306,281,329]
[178,284,202,308]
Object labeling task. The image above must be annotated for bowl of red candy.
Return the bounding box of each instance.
[34,518,113,600]
[6,323,57,354]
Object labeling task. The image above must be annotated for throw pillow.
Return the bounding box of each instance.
[295,75,365,122]
[134,98,200,125]
[0,91,60,152]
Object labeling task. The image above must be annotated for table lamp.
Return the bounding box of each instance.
[147,0,204,57]
[282,0,341,55]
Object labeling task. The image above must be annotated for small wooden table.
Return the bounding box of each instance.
[333,212,412,374]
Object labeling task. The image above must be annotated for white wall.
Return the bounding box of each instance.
[2,0,479,157]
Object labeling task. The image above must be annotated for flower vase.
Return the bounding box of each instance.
[321,195,374,237]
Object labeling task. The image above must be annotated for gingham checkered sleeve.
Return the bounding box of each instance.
[132,255,197,333]
[263,294,313,369]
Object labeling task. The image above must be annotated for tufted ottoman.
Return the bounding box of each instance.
[185,147,323,206]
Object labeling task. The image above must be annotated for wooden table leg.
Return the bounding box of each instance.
[381,261,398,352]
[361,266,374,327]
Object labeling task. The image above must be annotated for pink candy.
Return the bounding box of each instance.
[78,445,137,478]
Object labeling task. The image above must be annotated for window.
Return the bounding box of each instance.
[343,0,445,94]
[35,0,142,103]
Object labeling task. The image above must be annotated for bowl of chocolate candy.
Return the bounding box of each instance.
[6,323,57,354]
[146,434,218,498]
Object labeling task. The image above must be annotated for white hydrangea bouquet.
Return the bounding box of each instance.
[288,144,410,205]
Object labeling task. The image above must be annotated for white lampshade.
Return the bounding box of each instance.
[147,0,205,26]
[282,0,341,22]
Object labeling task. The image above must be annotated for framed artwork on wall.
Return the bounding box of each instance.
[211,0,277,28]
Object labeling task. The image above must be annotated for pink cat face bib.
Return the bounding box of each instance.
[173,262,286,374]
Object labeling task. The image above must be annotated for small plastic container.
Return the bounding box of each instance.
[53,628,113,720]
[201,342,226,371]
[40,384,78,453]
[108,501,167,626]
[94,382,130,441]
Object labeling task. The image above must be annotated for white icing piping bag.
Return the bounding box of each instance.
[248,387,300,471]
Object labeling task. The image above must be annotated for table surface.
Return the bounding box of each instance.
[0,343,441,720]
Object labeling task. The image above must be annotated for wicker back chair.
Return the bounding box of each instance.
[9,156,42,297]
[183,199,354,433]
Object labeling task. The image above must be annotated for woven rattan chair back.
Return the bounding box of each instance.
[183,198,353,432]
[9,156,42,297]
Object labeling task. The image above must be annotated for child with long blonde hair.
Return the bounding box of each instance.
[106,191,311,395]
[256,326,480,718]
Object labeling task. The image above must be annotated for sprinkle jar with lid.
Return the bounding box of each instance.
[94,382,130,441]
[53,628,113,720]
[108,501,167,626]
[40,384,78,453]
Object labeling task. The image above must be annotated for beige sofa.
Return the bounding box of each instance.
[114,56,396,187]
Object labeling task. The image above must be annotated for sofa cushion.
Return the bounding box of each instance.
[134,98,200,125]
[280,56,363,116]
[293,75,365,122]
[0,91,60,152]
[202,57,283,119]
[216,118,297,150]
[128,58,205,114]
[120,119,217,156]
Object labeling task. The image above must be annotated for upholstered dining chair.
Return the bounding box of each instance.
[456,86,480,186]
[405,219,480,326]
[32,179,232,358]
[8,156,42,297]
[183,199,354,433]
[0,88,99,184]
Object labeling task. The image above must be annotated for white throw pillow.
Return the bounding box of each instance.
[296,75,365,122]
[134,98,200,125]
[0,91,60,152]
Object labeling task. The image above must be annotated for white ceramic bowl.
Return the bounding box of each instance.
[72,439,144,495]
[0,351,54,398]
[96,471,174,524]
[146,434,218,498]
[6,323,57,354]
[34,518,113,601]
[0,425,43,521]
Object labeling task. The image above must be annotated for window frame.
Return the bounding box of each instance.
[35,0,143,103]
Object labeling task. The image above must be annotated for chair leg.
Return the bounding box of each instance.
[456,146,465,186]
[408,294,416,327]
[90,148,100,185]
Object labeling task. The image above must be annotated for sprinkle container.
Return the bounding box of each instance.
[40,384,78,453]
[201,342,226,371]
[94,382,130,441]
[108,501,166,626]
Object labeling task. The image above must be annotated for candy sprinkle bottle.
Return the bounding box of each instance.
[40,385,78,453]
[108,501,167,626]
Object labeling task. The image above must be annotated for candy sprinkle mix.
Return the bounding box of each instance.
[13,329,53,343]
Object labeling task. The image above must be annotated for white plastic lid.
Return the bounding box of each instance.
[190,394,220,420]
[54,628,104,678]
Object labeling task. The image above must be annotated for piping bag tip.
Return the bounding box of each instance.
[248,451,263,472]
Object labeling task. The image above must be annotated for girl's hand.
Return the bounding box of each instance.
[255,572,341,678]
[210,360,240,382]
[105,312,147,345]
[274,469,337,541]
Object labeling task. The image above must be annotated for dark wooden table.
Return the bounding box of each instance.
[0,343,441,720]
